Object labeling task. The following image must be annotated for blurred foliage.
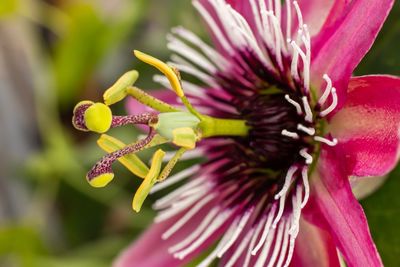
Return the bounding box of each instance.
[0,0,398,267]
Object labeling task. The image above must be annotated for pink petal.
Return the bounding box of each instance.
[305,145,383,267]
[311,0,394,110]
[113,200,225,267]
[329,75,400,177]
[291,217,340,267]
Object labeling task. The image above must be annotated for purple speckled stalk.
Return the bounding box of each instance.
[111,113,158,128]
[72,103,92,131]
[87,128,156,181]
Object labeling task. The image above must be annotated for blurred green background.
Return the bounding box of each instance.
[0,0,399,266]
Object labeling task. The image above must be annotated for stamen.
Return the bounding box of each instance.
[319,87,338,117]
[285,95,302,115]
[162,193,216,240]
[281,129,299,139]
[252,204,277,255]
[300,167,310,208]
[86,129,156,187]
[111,113,157,128]
[319,74,333,105]
[299,148,313,165]
[301,96,313,122]
[314,136,338,146]
[297,124,315,136]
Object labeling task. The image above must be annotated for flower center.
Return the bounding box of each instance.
[239,92,308,171]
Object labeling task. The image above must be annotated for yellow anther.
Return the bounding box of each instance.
[103,70,139,105]
[88,173,114,188]
[132,149,166,212]
[84,103,113,133]
[97,134,149,179]
[134,50,184,98]
[172,127,197,149]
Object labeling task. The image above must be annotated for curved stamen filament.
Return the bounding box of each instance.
[86,129,156,183]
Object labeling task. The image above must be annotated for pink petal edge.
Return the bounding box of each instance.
[330,75,400,177]
[304,145,383,267]
[310,0,394,110]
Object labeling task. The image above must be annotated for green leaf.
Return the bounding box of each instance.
[361,165,400,265]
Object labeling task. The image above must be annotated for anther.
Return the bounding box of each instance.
[281,129,299,139]
[86,129,156,187]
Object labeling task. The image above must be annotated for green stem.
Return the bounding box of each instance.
[199,115,249,138]
[126,86,180,113]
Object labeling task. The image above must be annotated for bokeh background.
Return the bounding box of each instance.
[0,0,399,266]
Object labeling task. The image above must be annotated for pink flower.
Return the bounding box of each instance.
[75,0,399,266]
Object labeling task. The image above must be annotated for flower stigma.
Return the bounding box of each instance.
[72,51,249,211]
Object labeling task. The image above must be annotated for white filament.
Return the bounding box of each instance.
[319,87,338,117]
[297,124,315,136]
[319,74,333,105]
[168,207,219,253]
[193,0,233,54]
[281,129,299,139]
[299,148,313,165]
[162,193,215,240]
[301,167,310,208]
[285,94,302,114]
[275,166,298,199]
[245,216,266,267]
[173,210,232,259]
[225,227,255,267]
[314,136,338,146]
[217,209,253,257]
[301,96,313,122]
[252,205,277,255]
